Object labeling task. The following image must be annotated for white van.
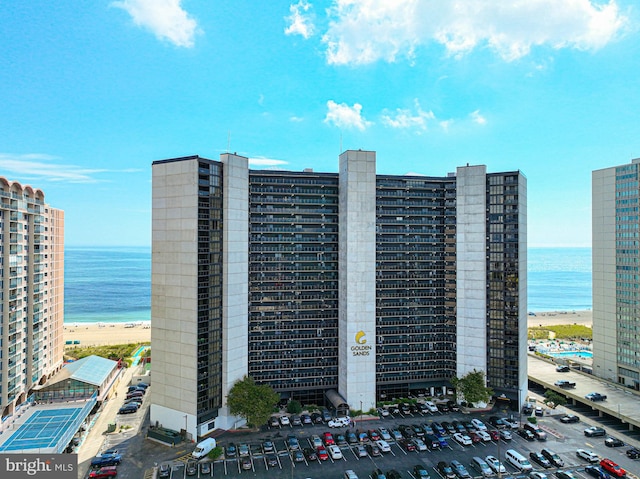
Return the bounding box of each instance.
[505,449,533,472]
[192,437,217,459]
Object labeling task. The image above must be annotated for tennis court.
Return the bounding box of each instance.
[0,406,86,452]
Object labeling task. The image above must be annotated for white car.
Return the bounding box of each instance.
[424,401,438,413]
[485,455,506,474]
[279,416,290,426]
[412,438,427,451]
[471,418,487,431]
[502,418,519,429]
[328,420,342,428]
[576,448,599,463]
[328,445,343,460]
[453,433,472,446]
[529,472,548,479]
[345,471,358,479]
[476,430,491,442]
[378,407,390,417]
[378,427,392,441]
[311,435,323,448]
[375,440,391,453]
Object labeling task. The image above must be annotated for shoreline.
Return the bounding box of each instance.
[62,309,592,348]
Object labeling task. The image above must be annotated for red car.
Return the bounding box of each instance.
[488,430,500,441]
[322,432,334,446]
[600,458,626,477]
[89,466,118,478]
[399,439,416,452]
[368,430,380,441]
[316,446,328,461]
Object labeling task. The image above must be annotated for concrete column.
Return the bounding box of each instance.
[338,150,377,413]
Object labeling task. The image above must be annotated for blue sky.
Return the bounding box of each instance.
[1,0,639,247]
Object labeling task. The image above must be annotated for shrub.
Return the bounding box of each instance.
[287,400,302,414]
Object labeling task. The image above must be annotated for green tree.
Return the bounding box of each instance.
[227,376,280,429]
[286,400,302,414]
[451,369,493,407]
[544,390,567,408]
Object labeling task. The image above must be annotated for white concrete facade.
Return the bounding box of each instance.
[215,153,249,431]
[150,159,199,439]
[455,165,488,379]
[517,173,528,406]
[338,150,377,413]
[592,165,619,382]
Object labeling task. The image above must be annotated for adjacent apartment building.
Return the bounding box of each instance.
[0,177,64,418]
[151,150,527,438]
[593,159,640,389]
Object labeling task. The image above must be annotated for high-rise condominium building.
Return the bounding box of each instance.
[151,150,527,438]
[593,159,640,388]
[0,177,64,418]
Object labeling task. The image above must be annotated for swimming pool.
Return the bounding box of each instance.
[547,350,593,358]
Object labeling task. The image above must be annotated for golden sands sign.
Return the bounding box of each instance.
[352,331,371,356]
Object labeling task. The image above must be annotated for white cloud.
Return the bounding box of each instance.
[381,99,434,131]
[320,0,626,64]
[0,154,111,183]
[285,1,315,39]
[290,115,305,122]
[248,157,289,167]
[470,110,486,125]
[324,100,372,131]
[112,0,199,48]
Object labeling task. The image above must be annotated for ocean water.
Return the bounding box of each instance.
[62,246,592,323]
[527,247,592,312]
[64,246,151,324]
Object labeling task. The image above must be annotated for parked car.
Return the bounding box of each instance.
[186,460,197,476]
[499,429,512,441]
[450,460,472,479]
[413,464,430,479]
[266,454,279,467]
[556,472,576,479]
[291,415,302,426]
[560,414,580,423]
[541,448,564,467]
[485,455,506,474]
[577,449,600,463]
[158,464,171,478]
[554,380,576,388]
[353,445,367,457]
[453,433,472,446]
[476,430,491,442]
[328,444,343,460]
[584,466,612,479]
[599,458,625,477]
[604,437,624,448]
[279,416,290,426]
[375,440,391,453]
[91,455,122,468]
[372,469,387,479]
[240,457,252,470]
[470,457,493,478]
[303,448,316,461]
[398,439,416,452]
[366,443,382,456]
[387,470,402,479]
[378,407,390,417]
[118,404,138,414]
[488,429,500,441]
[530,451,551,468]
[411,438,427,451]
[225,443,237,457]
[447,401,460,411]
[517,428,535,441]
[424,401,438,413]
[556,365,570,372]
[436,462,456,479]
[286,435,300,450]
[301,413,312,424]
[489,417,506,429]
[316,446,328,461]
[471,418,487,430]
[269,416,280,427]
[584,426,606,437]
[89,467,118,479]
[530,473,548,479]
[292,450,305,463]
[378,427,392,441]
[437,403,450,413]
[238,443,250,457]
[322,432,334,446]
[344,470,358,479]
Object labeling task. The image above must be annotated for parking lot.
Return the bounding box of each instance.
[156,405,640,479]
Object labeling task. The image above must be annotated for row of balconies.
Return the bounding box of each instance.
[251,273,338,281]
[250,303,337,312]
[251,226,339,234]
[248,340,338,351]
[249,244,337,253]
[250,187,339,196]
[377,371,452,382]
[250,206,338,215]
[250,176,338,187]
[249,264,338,273]
[250,216,339,224]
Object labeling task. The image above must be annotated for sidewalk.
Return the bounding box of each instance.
[76,367,134,478]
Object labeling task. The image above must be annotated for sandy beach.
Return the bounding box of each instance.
[528,309,592,328]
[62,310,592,348]
[63,322,151,347]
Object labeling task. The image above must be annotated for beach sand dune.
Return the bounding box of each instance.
[63,310,591,347]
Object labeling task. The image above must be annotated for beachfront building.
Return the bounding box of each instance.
[151,151,527,438]
[0,177,65,418]
[593,159,640,389]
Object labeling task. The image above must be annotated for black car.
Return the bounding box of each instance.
[118,404,138,414]
[311,412,323,424]
[556,472,576,479]
[556,365,570,372]
[626,447,640,459]
[300,414,312,425]
[447,401,460,412]
[530,451,552,468]
[517,428,535,441]
[365,443,381,457]
[436,461,456,479]
[91,455,122,468]
[399,425,414,438]
[372,469,387,479]
[303,448,317,461]
[604,436,624,447]
[584,466,611,479]
[437,403,450,413]
[265,454,279,467]
[560,414,580,423]
[488,416,506,429]
[387,470,402,479]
